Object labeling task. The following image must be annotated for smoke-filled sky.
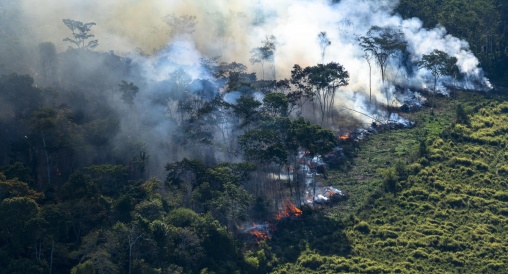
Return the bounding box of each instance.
[18,0,490,93]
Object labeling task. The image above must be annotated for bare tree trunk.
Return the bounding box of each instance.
[312,169,316,202]
[41,131,51,184]
[49,239,54,274]
[432,76,438,114]
[369,64,372,102]
[128,234,142,274]
[288,165,293,198]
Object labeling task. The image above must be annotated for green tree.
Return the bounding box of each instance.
[358,25,407,88]
[292,63,350,124]
[262,92,289,117]
[0,197,41,257]
[417,49,458,112]
[0,172,43,201]
[232,94,262,128]
[289,64,314,116]
[211,182,254,233]
[71,261,96,274]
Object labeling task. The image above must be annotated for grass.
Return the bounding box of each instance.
[269,89,508,273]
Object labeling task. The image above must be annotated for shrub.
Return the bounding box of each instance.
[493,191,508,202]
[354,221,371,234]
[442,194,467,208]
[411,248,429,259]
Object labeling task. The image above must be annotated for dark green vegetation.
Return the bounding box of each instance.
[397,0,508,85]
[1,1,508,274]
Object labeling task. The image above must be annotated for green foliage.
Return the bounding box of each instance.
[456,104,470,125]
[276,91,508,273]
[71,261,96,274]
[0,172,44,201]
[354,221,370,234]
[398,0,508,83]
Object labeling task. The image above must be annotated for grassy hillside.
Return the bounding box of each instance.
[269,90,508,273]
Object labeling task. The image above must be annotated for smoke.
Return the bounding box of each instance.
[14,0,491,88]
[1,0,493,175]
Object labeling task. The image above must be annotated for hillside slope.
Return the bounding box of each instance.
[271,90,508,273]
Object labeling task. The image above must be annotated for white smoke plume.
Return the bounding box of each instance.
[17,0,490,88]
[17,0,490,106]
[2,0,492,174]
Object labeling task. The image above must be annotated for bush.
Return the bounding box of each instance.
[493,191,508,202]
[354,221,371,234]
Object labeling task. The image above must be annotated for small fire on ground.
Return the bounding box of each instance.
[245,223,271,244]
[338,134,350,141]
[276,200,303,220]
[244,200,303,244]
[250,230,270,244]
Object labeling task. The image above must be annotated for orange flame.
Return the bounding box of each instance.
[338,134,349,141]
[327,188,335,196]
[250,230,270,244]
[276,200,303,220]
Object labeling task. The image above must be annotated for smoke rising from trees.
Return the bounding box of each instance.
[0,0,493,177]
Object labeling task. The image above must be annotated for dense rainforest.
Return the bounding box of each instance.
[0,0,507,273]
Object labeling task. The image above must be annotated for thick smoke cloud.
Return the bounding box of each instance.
[17,0,490,90]
[3,0,492,176]
[24,0,488,95]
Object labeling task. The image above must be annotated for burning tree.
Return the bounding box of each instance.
[276,200,303,220]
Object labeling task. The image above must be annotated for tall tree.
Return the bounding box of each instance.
[289,65,314,117]
[252,35,278,80]
[292,62,349,124]
[363,51,373,102]
[62,19,99,50]
[417,49,458,112]
[358,26,407,84]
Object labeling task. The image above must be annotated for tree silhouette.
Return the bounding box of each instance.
[62,19,99,50]
[318,32,331,64]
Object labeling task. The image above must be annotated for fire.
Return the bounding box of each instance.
[327,188,335,196]
[338,134,349,141]
[276,200,303,220]
[250,230,270,244]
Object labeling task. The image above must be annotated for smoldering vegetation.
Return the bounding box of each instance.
[0,0,495,213]
[0,0,504,273]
